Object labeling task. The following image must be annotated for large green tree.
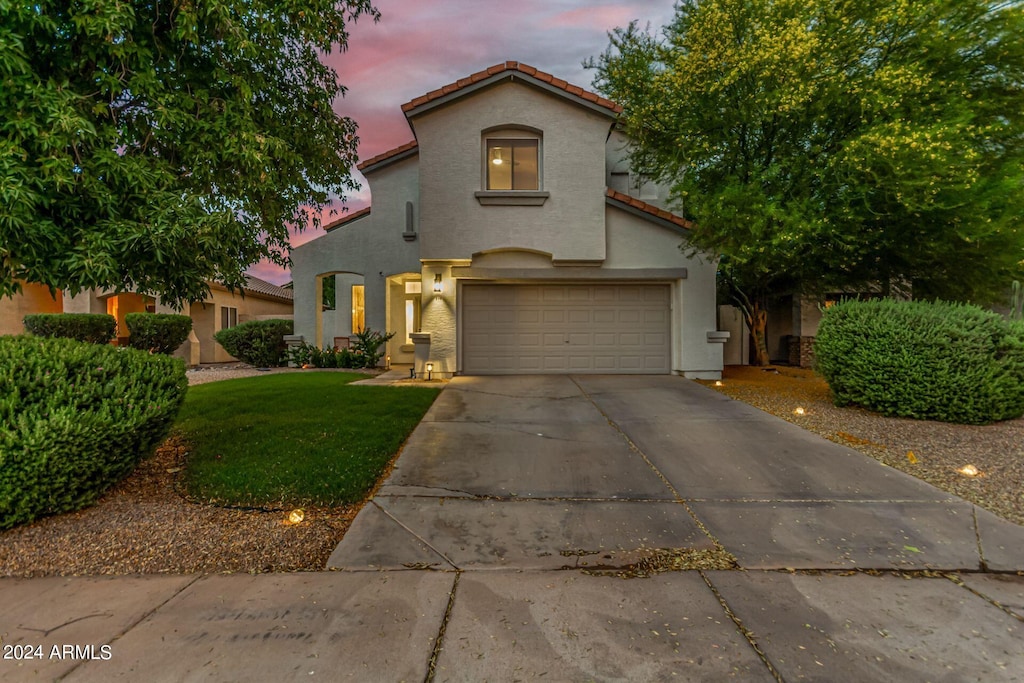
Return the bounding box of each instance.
[592,0,1024,364]
[1,0,377,306]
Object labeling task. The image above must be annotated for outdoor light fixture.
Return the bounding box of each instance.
[385,355,391,369]
[433,273,442,293]
[287,509,305,524]
[793,406,806,415]
[426,362,433,381]
[714,380,724,387]
[959,464,980,477]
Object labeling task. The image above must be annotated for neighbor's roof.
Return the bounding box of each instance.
[324,206,372,232]
[605,189,693,233]
[401,61,622,118]
[242,275,294,302]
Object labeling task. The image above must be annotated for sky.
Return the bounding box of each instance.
[249,0,677,285]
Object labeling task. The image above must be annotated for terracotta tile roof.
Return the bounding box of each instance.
[242,275,294,302]
[401,61,622,115]
[605,189,693,231]
[356,140,419,172]
[324,206,371,232]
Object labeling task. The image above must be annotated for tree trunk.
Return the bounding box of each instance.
[746,301,770,366]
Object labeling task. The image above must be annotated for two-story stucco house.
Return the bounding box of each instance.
[291,62,728,379]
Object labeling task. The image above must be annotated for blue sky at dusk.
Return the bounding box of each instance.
[249,0,677,284]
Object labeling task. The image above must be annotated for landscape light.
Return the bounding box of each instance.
[793,407,806,416]
[958,464,980,477]
[288,509,305,524]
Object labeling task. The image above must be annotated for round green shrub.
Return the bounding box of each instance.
[126,313,192,354]
[23,313,116,344]
[815,299,1024,424]
[214,319,293,367]
[0,336,189,530]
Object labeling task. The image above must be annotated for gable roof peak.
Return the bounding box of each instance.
[401,61,622,117]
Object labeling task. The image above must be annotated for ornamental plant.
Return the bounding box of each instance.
[815,299,1024,424]
[214,319,293,367]
[0,336,188,529]
[126,313,192,354]
[23,313,116,344]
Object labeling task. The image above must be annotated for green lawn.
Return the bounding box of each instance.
[175,373,441,507]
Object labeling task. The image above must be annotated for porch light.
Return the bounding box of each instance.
[426,362,433,381]
[433,273,442,293]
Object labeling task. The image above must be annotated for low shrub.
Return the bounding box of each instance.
[23,313,116,344]
[0,336,188,530]
[214,319,293,367]
[815,299,1024,424]
[126,313,192,354]
[287,328,395,369]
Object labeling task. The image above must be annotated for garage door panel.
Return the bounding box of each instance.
[462,284,670,375]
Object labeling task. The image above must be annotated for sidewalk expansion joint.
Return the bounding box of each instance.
[424,571,461,683]
[944,572,1024,624]
[971,505,989,571]
[373,501,460,571]
[699,570,786,683]
[57,574,203,682]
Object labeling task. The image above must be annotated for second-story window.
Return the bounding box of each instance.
[486,139,539,190]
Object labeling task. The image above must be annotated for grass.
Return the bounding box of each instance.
[175,373,441,507]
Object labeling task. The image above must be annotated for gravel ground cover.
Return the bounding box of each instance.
[700,366,1024,526]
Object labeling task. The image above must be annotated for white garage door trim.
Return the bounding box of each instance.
[461,283,671,374]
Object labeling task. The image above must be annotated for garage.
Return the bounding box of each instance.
[461,284,671,374]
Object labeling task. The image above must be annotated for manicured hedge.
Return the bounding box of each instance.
[214,319,293,367]
[126,313,192,354]
[0,336,188,530]
[23,313,116,344]
[815,299,1024,424]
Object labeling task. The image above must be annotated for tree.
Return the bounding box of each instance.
[591,0,1024,364]
[1,0,378,306]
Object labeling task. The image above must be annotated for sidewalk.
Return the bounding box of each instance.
[2,375,1022,682]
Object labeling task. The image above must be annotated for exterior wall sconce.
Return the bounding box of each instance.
[433,273,442,293]
[426,362,433,381]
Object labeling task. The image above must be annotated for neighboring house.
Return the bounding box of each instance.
[291,61,728,379]
[0,275,293,364]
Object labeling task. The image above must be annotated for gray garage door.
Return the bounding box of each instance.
[461,284,671,374]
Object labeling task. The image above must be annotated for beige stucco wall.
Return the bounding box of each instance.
[414,82,612,262]
[0,283,63,336]
[290,155,421,351]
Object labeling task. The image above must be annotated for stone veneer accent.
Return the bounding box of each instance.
[788,335,816,368]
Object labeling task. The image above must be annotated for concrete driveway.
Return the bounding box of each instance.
[5,375,1023,682]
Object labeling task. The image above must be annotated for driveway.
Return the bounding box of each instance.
[331,375,1021,573]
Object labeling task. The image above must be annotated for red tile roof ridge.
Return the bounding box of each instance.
[605,189,693,230]
[356,141,419,171]
[241,274,294,301]
[400,62,622,115]
[324,206,371,232]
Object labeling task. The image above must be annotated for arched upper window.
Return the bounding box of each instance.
[486,138,539,190]
[477,127,548,205]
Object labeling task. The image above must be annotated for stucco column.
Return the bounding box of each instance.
[420,263,457,377]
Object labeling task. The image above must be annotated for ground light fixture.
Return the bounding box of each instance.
[287,509,305,524]
[793,406,806,416]
[426,362,433,381]
[959,464,980,477]
[714,380,724,387]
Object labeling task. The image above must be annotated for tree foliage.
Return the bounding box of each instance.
[591,0,1024,363]
[0,0,378,306]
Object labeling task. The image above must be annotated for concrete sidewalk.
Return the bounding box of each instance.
[3,376,1023,682]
